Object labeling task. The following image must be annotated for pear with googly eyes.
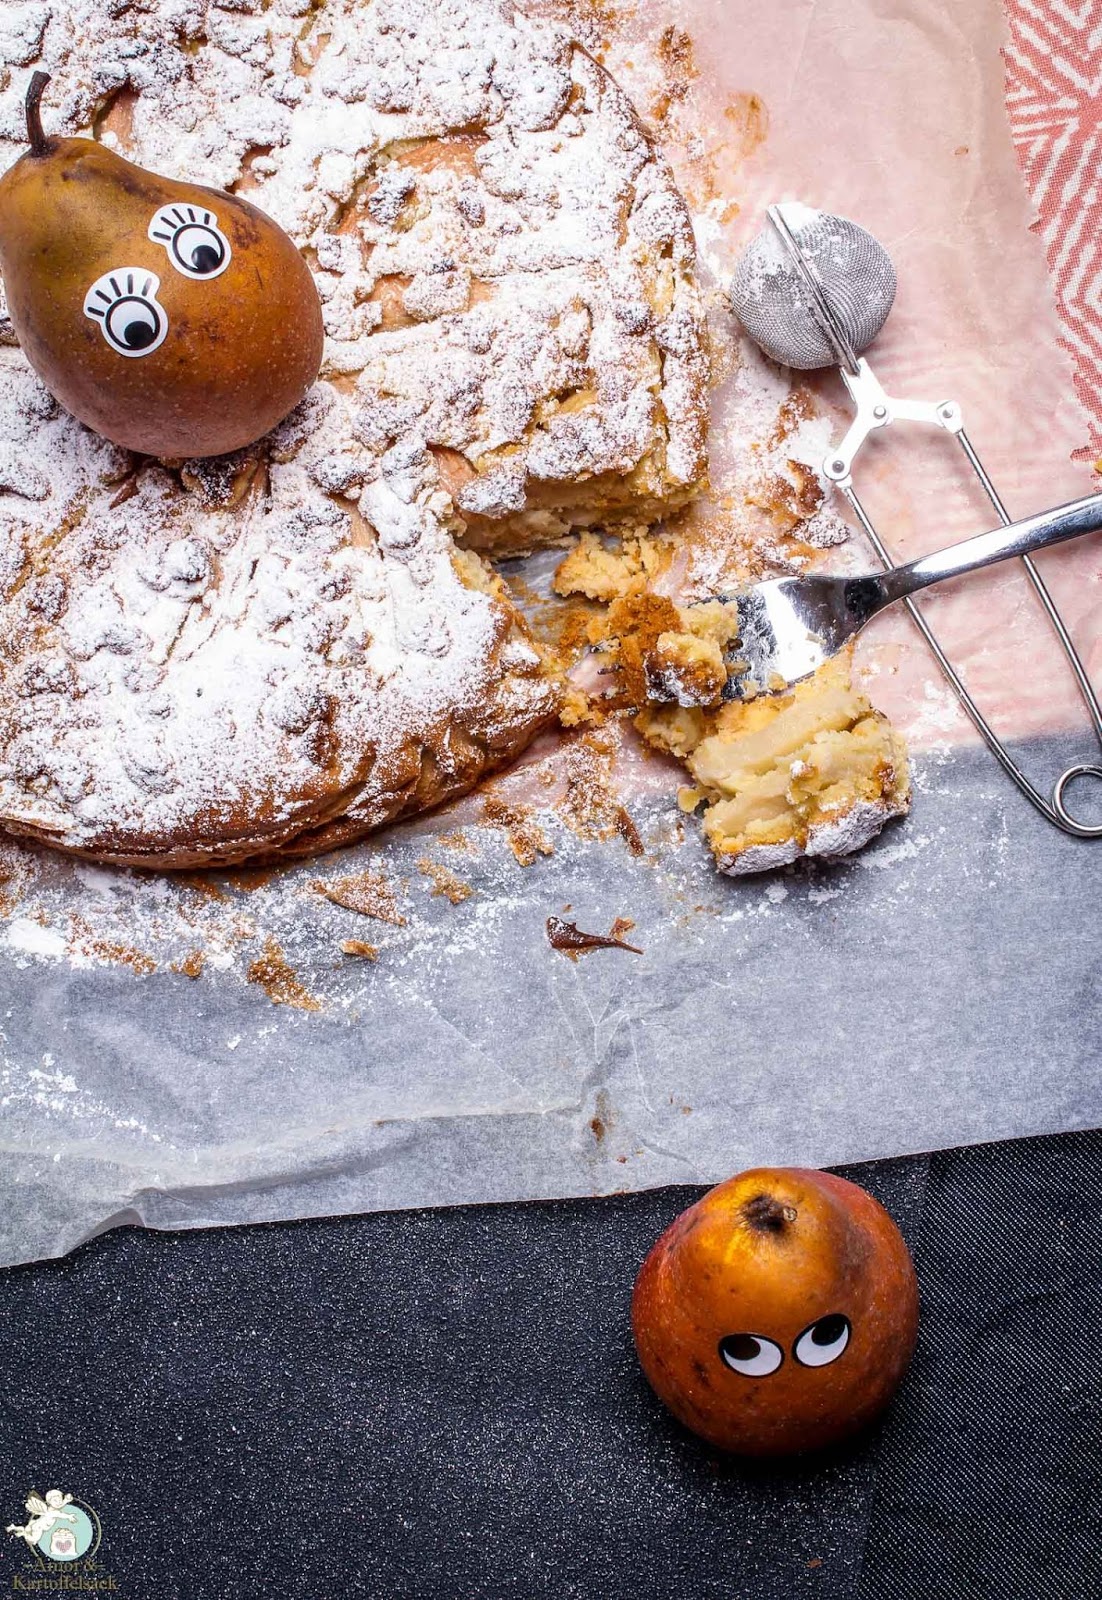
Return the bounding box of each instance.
[632,1167,919,1456]
[0,72,323,458]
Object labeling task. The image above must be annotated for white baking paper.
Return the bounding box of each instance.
[0,0,1099,1266]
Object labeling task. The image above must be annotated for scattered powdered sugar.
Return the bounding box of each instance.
[902,677,971,741]
[0,757,928,1009]
[715,801,900,876]
[710,339,841,529]
[662,326,857,602]
[806,881,842,905]
[0,1045,165,1143]
[5,917,67,957]
[730,199,823,288]
[774,200,822,234]
[855,831,930,870]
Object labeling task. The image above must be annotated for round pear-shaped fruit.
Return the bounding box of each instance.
[0,73,324,458]
[632,1167,919,1456]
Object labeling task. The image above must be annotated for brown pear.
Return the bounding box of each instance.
[632,1167,919,1455]
[0,73,324,458]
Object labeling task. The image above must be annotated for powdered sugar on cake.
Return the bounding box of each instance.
[0,0,708,861]
[715,799,908,878]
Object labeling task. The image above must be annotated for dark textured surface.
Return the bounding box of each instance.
[0,1131,1099,1598]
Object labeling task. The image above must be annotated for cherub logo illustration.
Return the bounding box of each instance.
[5,1489,76,1548]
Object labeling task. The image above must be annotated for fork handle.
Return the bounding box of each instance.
[879,492,1102,606]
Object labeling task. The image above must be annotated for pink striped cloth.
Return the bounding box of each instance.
[1004,1,1102,461]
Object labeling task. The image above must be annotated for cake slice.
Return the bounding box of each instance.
[577,581,910,875]
[636,651,910,874]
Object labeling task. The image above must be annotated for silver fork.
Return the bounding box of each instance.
[704,492,1102,700]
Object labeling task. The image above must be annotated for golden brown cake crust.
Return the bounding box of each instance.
[0,0,709,866]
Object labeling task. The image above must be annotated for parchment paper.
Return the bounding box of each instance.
[1,0,1099,1267]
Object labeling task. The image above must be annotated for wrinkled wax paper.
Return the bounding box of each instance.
[1,0,1100,1267]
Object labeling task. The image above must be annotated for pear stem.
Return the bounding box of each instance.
[742,1193,792,1234]
[26,72,51,158]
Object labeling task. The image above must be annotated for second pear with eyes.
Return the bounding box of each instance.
[0,73,323,459]
[632,1167,920,1456]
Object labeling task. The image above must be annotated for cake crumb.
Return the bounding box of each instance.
[223,865,280,894]
[481,798,555,866]
[554,530,672,603]
[418,859,474,904]
[435,831,475,854]
[313,871,406,926]
[614,807,646,857]
[557,730,646,856]
[592,590,739,710]
[246,939,321,1011]
[559,684,605,728]
[589,1088,614,1141]
[341,939,379,961]
[177,875,228,902]
[69,918,157,975]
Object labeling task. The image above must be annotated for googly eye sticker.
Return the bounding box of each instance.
[83,269,168,357]
[793,1313,851,1368]
[148,204,231,280]
[718,1333,784,1378]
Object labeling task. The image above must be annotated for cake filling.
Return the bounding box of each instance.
[561,570,910,874]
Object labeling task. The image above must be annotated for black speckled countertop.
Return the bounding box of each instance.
[0,1130,1099,1598]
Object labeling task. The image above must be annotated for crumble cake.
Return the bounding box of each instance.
[0,0,708,866]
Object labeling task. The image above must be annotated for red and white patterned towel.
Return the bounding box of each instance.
[1004,0,1102,460]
